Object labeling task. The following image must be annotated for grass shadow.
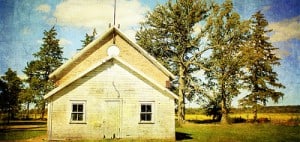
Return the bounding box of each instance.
[3,121,46,125]
[188,119,219,124]
[176,132,193,141]
[0,120,47,131]
[188,117,248,124]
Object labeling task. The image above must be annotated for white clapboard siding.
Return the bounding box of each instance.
[47,60,175,140]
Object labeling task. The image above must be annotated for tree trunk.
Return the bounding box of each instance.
[7,107,11,125]
[7,112,10,125]
[253,78,259,123]
[253,102,258,122]
[220,80,229,124]
[41,102,45,120]
[220,97,229,124]
[253,109,257,122]
[177,64,186,125]
[26,102,30,119]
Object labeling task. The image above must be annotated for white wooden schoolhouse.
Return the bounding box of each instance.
[44,27,178,141]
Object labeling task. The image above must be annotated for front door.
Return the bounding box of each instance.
[103,100,121,139]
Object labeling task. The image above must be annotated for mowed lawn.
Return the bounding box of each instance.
[176,122,300,142]
[0,130,46,141]
[0,120,47,141]
[1,118,300,142]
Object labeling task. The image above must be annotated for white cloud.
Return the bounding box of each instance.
[37,39,43,44]
[268,16,300,42]
[36,4,51,13]
[22,27,31,35]
[122,28,137,41]
[274,49,290,59]
[53,0,149,39]
[59,38,72,47]
[46,17,57,25]
[261,5,271,13]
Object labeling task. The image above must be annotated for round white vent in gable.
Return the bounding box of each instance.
[107,45,120,57]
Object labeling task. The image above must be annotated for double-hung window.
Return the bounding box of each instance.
[140,102,154,123]
[70,101,86,123]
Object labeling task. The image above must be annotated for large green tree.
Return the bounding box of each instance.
[204,0,250,124]
[0,68,23,122]
[24,26,64,119]
[239,11,285,121]
[136,0,210,124]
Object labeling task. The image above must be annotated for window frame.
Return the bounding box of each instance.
[139,101,155,124]
[70,100,86,124]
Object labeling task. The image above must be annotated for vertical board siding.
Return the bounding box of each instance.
[49,62,175,140]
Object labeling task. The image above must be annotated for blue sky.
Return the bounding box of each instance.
[0,0,299,106]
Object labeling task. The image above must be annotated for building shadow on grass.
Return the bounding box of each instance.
[176,132,193,141]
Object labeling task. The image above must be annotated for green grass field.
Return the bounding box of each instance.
[1,114,300,141]
[186,113,300,122]
[180,113,300,142]
[1,123,299,142]
[0,130,46,140]
[0,120,47,141]
[176,123,300,142]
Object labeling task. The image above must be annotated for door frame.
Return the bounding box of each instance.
[103,99,122,139]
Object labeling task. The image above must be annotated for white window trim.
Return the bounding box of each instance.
[70,100,86,124]
[139,101,155,124]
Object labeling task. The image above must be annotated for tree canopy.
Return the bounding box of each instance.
[23,26,64,119]
[79,28,97,50]
[204,0,251,124]
[137,0,285,125]
[136,0,211,124]
[239,11,285,121]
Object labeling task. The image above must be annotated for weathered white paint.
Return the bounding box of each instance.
[47,61,176,140]
[44,56,177,100]
[46,27,177,141]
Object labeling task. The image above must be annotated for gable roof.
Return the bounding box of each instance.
[49,27,175,81]
[44,56,178,100]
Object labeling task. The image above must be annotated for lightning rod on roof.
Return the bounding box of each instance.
[114,0,116,26]
[109,0,119,29]
[109,0,119,44]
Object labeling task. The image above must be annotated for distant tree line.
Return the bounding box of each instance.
[232,105,300,114]
[186,105,300,116]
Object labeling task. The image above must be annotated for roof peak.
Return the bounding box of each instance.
[45,56,178,100]
[49,27,175,81]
